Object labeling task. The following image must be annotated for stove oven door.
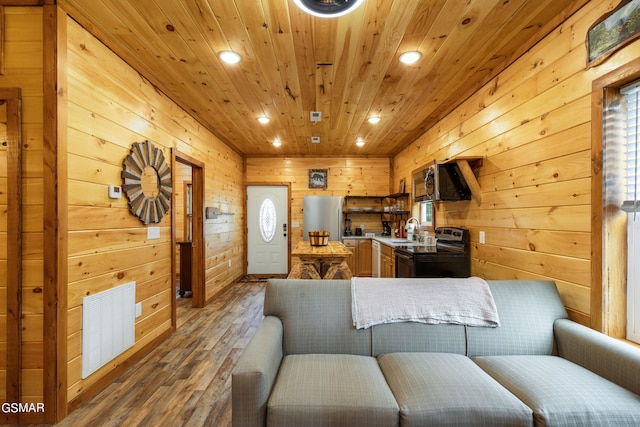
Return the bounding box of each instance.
[413,253,470,278]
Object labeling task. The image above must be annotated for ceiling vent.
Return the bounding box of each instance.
[310,111,322,122]
[293,0,365,18]
[311,136,321,144]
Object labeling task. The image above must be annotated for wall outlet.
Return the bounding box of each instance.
[479,231,485,244]
[135,302,142,318]
[228,259,232,267]
[292,221,300,228]
[147,226,160,240]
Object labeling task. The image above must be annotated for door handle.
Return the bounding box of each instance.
[283,223,287,237]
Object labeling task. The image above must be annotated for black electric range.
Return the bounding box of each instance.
[395,227,470,278]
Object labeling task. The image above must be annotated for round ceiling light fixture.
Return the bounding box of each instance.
[356,138,365,147]
[368,116,381,124]
[399,51,422,65]
[272,138,282,147]
[292,0,365,18]
[257,116,270,124]
[219,50,242,64]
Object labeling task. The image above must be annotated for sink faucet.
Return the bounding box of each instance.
[407,217,420,228]
[406,217,422,242]
[406,217,420,232]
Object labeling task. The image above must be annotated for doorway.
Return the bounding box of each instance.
[246,185,290,276]
[172,151,205,323]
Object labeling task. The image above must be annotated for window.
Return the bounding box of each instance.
[621,81,640,343]
[419,201,434,228]
[259,197,277,243]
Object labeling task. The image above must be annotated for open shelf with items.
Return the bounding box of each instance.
[343,193,411,219]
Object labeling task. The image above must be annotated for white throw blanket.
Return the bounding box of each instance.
[351,277,500,329]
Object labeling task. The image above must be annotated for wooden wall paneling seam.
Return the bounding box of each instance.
[2,87,22,425]
[590,56,640,336]
[43,5,67,423]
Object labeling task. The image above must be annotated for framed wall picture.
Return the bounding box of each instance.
[308,169,328,189]
[587,0,640,68]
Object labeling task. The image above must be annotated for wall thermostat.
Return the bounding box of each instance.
[109,185,122,199]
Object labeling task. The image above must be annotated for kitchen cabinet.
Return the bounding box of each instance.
[358,239,372,276]
[380,243,395,278]
[343,239,357,275]
[343,238,372,277]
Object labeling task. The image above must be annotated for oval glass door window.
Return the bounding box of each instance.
[259,197,277,243]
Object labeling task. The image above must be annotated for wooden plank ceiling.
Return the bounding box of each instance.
[59,0,587,157]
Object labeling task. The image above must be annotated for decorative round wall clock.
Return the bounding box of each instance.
[121,140,172,224]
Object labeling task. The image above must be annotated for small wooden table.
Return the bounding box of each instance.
[289,241,353,280]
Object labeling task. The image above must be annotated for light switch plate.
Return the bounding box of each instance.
[147,226,161,240]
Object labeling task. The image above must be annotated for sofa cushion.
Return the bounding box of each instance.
[265,279,372,355]
[267,354,399,427]
[467,281,567,357]
[377,353,532,426]
[474,355,640,426]
[372,323,466,356]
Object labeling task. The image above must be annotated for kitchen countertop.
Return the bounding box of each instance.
[343,234,430,247]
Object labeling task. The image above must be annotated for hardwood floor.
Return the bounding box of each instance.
[52,279,266,427]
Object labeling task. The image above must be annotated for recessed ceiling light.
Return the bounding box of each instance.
[292,0,365,18]
[356,139,365,147]
[399,51,421,65]
[368,116,381,124]
[257,116,270,124]
[272,138,282,147]
[219,50,241,64]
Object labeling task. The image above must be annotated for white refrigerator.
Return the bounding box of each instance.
[303,196,343,242]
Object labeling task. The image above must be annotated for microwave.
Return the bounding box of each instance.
[413,163,471,202]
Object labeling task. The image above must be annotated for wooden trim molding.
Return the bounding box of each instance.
[1,87,22,425]
[591,56,640,335]
[42,5,68,423]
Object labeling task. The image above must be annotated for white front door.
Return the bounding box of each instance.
[247,186,289,275]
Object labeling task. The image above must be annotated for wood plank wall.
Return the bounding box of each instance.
[0,6,44,419]
[393,0,639,325]
[65,15,245,404]
[245,157,392,250]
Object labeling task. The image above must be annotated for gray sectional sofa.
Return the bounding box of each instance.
[232,279,640,426]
